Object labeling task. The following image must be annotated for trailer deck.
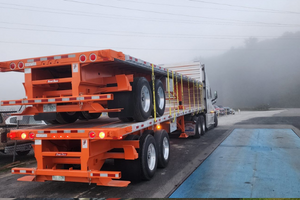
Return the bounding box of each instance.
[170,128,300,198]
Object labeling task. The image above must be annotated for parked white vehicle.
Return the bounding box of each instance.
[5,115,46,126]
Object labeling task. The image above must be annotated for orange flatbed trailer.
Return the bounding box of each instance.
[1,49,218,187]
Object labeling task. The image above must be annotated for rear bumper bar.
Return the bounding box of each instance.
[12,168,130,187]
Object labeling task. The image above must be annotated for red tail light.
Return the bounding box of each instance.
[18,62,24,69]
[79,54,86,63]
[89,131,96,139]
[29,132,35,139]
[10,63,16,70]
[89,53,97,62]
[9,132,16,139]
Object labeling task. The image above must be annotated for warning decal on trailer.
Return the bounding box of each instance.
[82,139,88,148]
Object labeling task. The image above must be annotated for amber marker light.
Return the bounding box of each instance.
[157,124,162,130]
[99,132,106,139]
[21,133,27,140]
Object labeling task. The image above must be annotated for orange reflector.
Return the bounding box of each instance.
[99,132,106,139]
[21,133,27,139]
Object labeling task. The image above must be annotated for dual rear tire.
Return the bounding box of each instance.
[115,130,170,182]
[46,77,166,124]
[118,77,165,122]
[194,115,205,138]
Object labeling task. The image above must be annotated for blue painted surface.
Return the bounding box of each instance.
[170,129,300,198]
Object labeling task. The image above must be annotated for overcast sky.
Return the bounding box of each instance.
[0,0,300,103]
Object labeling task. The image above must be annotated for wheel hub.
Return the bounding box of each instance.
[157,87,165,109]
[147,143,156,170]
[162,137,169,160]
[141,85,151,112]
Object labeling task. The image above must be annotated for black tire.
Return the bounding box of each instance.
[200,115,206,135]
[56,112,79,124]
[132,77,153,122]
[16,150,30,156]
[193,117,202,138]
[114,133,140,182]
[118,117,134,122]
[125,134,139,140]
[214,114,218,127]
[115,131,155,182]
[154,130,170,168]
[78,111,101,120]
[139,133,157,180]
[150,79,166,117]
[44,119,60,124]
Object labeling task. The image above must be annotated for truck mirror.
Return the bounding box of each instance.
[214,91,218,99]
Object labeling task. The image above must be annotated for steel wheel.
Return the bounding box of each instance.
[162,137,170,160]
[154,129,170,168]
[147,143,156,171]
[200,115,206,135]
[150,79,166,117]
[141,85,151,113]
[157,87,165,110]
[140,133,157,180]
[193,117,202,138]
[132,77,153,122]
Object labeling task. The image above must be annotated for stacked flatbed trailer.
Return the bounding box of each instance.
[0,49,218,187]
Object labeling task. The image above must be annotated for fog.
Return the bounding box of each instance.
[0,1,300,110]
[203,31,300,109]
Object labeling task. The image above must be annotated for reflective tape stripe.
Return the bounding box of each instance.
[77,97,84,101]
[2,95,111,105]
[92,96,100,100]
[24,54,76,65]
